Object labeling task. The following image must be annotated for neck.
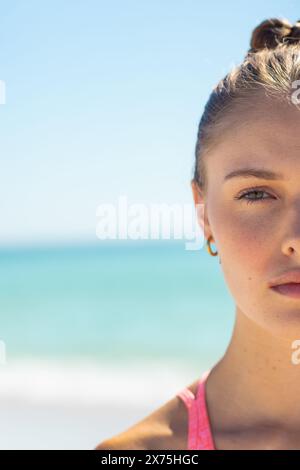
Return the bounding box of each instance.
[207,308,300,430]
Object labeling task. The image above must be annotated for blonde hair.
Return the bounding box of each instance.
[193,17,300,196]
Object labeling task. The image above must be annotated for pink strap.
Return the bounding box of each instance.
[176,387,195,409]
[176,369,215,450]
[176,387,198,449]
[196,372,215,450]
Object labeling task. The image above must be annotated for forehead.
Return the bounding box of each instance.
[207,99,300,176]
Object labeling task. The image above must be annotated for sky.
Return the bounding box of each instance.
[0,0,298,247]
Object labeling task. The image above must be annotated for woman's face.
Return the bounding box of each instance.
[192,99,300,339]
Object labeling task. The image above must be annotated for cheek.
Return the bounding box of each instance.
[212,207,277,282]
[207,199,285,321]
[219,233,266,313]
[216,206,277,257]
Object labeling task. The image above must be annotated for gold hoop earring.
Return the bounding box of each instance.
[206,235,218,256]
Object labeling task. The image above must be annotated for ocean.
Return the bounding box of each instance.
[0,240,235,449]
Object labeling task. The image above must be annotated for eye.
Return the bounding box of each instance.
[235,188,275,205]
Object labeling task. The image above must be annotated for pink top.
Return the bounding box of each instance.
[176,369,216,450]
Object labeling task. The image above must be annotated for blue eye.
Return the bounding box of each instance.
[236,189,273,205]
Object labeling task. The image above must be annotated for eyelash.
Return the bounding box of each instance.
[235,187,275,205]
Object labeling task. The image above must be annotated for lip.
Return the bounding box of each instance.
[269,269,300,287]
[269,269,300,299]
[271,283,300,298]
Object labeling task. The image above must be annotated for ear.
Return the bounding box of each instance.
[190,179,212,241]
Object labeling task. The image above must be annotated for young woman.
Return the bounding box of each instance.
[95,17,300,450]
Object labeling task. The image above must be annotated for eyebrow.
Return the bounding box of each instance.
[224,168,285,182]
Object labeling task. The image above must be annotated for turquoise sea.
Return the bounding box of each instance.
[0,240,234,366]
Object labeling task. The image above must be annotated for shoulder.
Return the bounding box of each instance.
[94,379,199,450]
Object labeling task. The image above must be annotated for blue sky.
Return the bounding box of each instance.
[0,0,298,246]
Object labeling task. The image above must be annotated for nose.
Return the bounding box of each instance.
[281,202,300,256]
[282,241,300,256]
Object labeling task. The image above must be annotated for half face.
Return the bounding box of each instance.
[193,98,300,339]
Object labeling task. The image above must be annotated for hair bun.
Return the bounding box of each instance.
[287,20,300,44]
[249,17,296,53]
